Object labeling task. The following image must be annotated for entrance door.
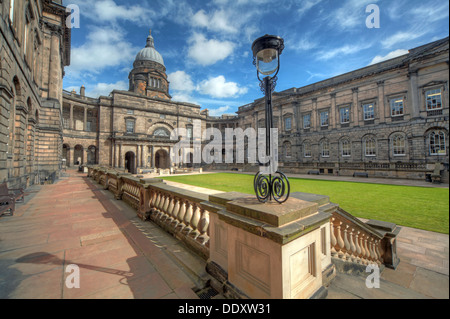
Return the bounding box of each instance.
[155,149,169,169]
[125,151,136,174]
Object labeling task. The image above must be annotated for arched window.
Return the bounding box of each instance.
[364,136,377,157]
[429,130,446,155]
[392,134,406,156]
[303,141,311,158]
[153,128,170,138]
[341,139,351,157]
[283,141,292,157]
[321,139,330,157]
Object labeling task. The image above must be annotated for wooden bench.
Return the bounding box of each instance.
[0,182,25,202]
[307,170,320,175]
[353,172,369,178]
[0,194,15,216]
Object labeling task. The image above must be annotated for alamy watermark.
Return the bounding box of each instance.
[365,264,380,289]
[366,4,380,29]
[65,264,80,289]
[170,120,279,175]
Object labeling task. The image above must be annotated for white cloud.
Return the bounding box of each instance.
[191,9,237,34]
[291,36,318,52]
[197,76,247,98]
[297,0,323,18]
[317,43,370,61]
[369,49,409,65]
[381,31,426,48]
[187,33,234,66]
[208,106,231,117]
[168,71,195,92]
[171,92,198,105]
[67,27,138,76]
[326,0,379,30]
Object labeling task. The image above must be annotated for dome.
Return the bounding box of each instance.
[135,31,165,66]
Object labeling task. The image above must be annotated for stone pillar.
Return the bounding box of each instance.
[377,81,386,123]
[311,98,317,131]
[84,107,87,131]
[408,71,420,119]
[118,144,122,168]
[205,192,332,299]
[352,88,359,127]
[330,94,336,129]
[69,104,74,129]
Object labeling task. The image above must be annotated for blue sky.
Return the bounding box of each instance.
[62,0,449,116]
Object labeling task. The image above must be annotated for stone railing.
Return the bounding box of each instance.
[87,166,211,260]
[329,207,400,271]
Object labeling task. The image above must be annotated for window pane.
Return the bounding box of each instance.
[285,117,292,130]
[390,98,404,116]
[363,104,374,120]
[426,89,442,110]
[429,131,446,155]
[126,120,135,133]
[322,140,330,157]
[303,114,311,129]
[304,143,311,157]
[393,135,405,156]
[320,111,329,126]
[340,107,350,123]
[342,140,351,157]
[365,138,376,156]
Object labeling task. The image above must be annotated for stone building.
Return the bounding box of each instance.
[62,31,207,174]
[0,0,70,188]
[2,0,448,188]
[235,37,449,181]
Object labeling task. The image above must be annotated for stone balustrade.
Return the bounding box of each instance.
[86,166,401,298]
[87,166,211,260]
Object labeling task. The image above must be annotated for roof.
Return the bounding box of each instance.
[135,31,165,66]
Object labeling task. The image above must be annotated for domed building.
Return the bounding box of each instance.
[129,30,171,100]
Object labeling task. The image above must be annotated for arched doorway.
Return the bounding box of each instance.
[74,145,83,165]
[155,149,170,169]
[125,151,136,174]
[63,144,70,167]
[87,145,97,164]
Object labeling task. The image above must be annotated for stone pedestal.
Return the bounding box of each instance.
[204,192,332,299]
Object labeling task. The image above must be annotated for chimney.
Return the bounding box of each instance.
[80,85,85,97]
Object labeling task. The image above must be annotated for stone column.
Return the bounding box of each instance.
[408,70,420,118]
[311,98,317,131]
[118,144,122,168]
[69,104,74,129]
[330,93,336,129]
[84,107,87,131]
[377,81,386,123]
[352,88,359,127]
[136,145,140,168]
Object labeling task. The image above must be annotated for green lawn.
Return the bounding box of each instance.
[160,173,449,234]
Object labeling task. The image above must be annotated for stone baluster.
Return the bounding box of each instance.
[161,195,171,222]
[190,203,201,239]
[363,235,370,264]
[171,198,181,227]
[355,231,362,264]
[177,200,187,231]
[349,228,356,262]
[336,221,345,259]
[377,239,384,264]
[155,193,165,220]
[183,201,194,235]
[198,208,210,245]
[359,234,367,265]
[370,237,378,264]
[166,196,176,224]
[330,218,337,257]
[343,225,351,261]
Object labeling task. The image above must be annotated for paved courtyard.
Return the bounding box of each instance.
[0,170,448,299]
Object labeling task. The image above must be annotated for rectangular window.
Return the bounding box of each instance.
[303,114,311,129]
[363,103,375,121]
[86,121,92,132]
[390,98,404,117]
[285,117,292,131]
[160,114,166,119]
[304,143,312,158]
[426,89,442,110]
[126,120,135,133]
[321,140,330,157]
[127,109,134,115]
[320,111,329,127]
[392,135,406,156]
[340,107,350,124]
[341,140,351,157]
[186,126,193,139]
[365,138,376,156]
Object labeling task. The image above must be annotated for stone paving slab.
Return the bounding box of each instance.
[0,172,203,299]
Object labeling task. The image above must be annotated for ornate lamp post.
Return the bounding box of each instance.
[251,34,290,204]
